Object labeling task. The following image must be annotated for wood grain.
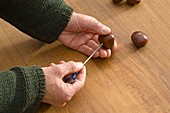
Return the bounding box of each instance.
[0,0,170,113]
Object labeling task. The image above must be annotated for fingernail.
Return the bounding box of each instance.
[101,25,111,34]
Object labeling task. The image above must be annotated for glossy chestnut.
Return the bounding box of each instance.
[131,31,148,49]
[127,0,141,5]
[112,0,123,4]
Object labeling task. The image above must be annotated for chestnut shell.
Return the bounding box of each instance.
[131,31,148,49]
[98,33,115,49]
[127,0,141,5]
[112,0,123,4]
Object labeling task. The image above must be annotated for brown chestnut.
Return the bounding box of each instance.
[98,33,115,49]
[112,0,123,4]
[127,0,141,5]
[131,31,148,49]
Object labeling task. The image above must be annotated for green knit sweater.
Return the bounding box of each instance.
[0,0,73,112]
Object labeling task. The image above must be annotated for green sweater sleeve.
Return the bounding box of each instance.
[0,0,73,43]
[0,66,45,113]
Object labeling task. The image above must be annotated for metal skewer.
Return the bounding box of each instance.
[64,43,103,84]
[83,43,103,65]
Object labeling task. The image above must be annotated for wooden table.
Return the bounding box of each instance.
[0,0,170,113]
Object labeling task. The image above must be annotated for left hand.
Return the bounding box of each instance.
[58,12,117,58]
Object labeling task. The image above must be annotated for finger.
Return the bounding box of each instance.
[49,63,56,66]
[86,40,99,50]
[98,40,117,58]
[64,77,75,83]
[71,66,86,93]
[98,49,107,58]
[58,61,84,77]
[91,34,100,44]
[79,14,111,35]
[105,49,112,58]
[59,61,66,64]
[77,45,99,57]
[99,40,117,58]
[70,32,93,49]
[63,74,74,83]
[112,40,118,52]
[76,66,86,82]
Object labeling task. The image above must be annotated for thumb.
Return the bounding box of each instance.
[59,61,84,76]
[67,12,111,35]
[80,15,111,35]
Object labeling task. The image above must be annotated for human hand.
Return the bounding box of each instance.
[58,12,117,58]
[42,61,86,107]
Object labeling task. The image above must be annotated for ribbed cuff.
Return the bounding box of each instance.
[23,66,46,113]
[10,66,46,113]
[27,66,46,113]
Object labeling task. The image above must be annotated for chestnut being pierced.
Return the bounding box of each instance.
[131,31,148,49]
[98,33,115,49]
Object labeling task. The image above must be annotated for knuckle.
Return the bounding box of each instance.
[88,16,99,23]
[65,95,72,102]
[54,65,63,75]
[96,21,102,28]
[67,61,76,72]
[65,92,73,101]
[87,16,102,29]
[88,16,96,22]
[55,88,77,107]
[63,89,74,101]
[61,93,72,102]
[82,16,96,24]
[82,16,87,23]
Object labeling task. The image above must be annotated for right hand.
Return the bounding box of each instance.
[42,61,86,107]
